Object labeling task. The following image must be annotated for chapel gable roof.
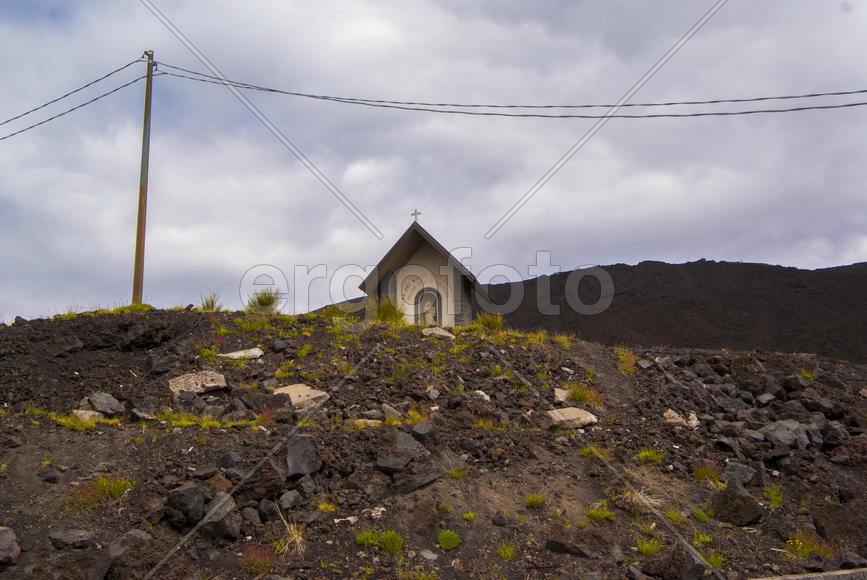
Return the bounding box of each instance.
[359,222,476,293]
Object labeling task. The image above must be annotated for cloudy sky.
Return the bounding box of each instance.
[1,1,865,320]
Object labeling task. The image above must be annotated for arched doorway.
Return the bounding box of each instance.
[414,287,442,326]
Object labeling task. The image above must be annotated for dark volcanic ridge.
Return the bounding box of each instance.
[487,259,867,364]
[0,310,866,579]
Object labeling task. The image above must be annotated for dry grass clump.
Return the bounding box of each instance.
[568,382,604,405]
[613,346,637,374]
[240,544,277,575]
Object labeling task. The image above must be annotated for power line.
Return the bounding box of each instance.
[157,60,867,112]
[0,76,147,142]
[159,70,867,119]
[0,58,143,128]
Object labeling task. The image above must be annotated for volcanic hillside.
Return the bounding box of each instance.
[0,309,866,579]
[487,260,867,364]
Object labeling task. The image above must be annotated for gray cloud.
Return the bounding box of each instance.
[1,0,865,321]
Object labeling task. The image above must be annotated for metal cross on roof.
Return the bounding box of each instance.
[411,209,421,222]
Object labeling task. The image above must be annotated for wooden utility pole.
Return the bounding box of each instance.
[132,50,154,305]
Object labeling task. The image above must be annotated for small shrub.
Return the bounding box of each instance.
[552,333,573,349]
[375,300,405,325]
[437,530,461,550]
[198,291,223,312]
[356,530,377,547]
[496,542,516,561]
[613,346,637,374]
[240,544,277,575]
[691,508,709,523]
[763,484,784,509]
[664,507,687,525]
[703,549,724,568]
[472,311,503,332]
[246,288,282,315]
[785,530,836,558]
[377,530,405,555]
[693,530,713,544]
[525,494,546,509]
[799,368,816,380]
[586,500,615,522]
[637,448,665,463]
[635,537,664,556]
[462,511,476,522]
[568,383,604,405]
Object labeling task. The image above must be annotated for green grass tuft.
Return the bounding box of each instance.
[112,303,154,314]
[525,494,546,509]
[375,300,406,325]
[198,291,223,312]
[470,311,503,332]
[447,467,465,479]
[785,530,836,558]
[437,530,461,550]
[355,530,377,547]
[245,288,282,315]
[664,507,687,525]
[762,484,784,509]
[637,448,665,463]
[496,542,516,561]
[567,382,604,405]
[49,412,96,431]
[586,499,615,522]
[376,530,405,555]
[613,346,637,374]
[703,549,724,568]
[635,537,664,556]
[579,444,611,460]
[691,508,709,523]
[93,476,135,499]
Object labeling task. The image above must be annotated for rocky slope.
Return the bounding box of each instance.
[0,310,866,579]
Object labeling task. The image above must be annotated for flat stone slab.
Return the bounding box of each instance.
[273,383,328,410]
[168,371,227,395]
[72,409,103,422]
[545,407,598,428]
[421,327,455,340]
[48,529,98,550]
[217,347,264,360]
[748,569,867,580]
[663,408,689,428]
